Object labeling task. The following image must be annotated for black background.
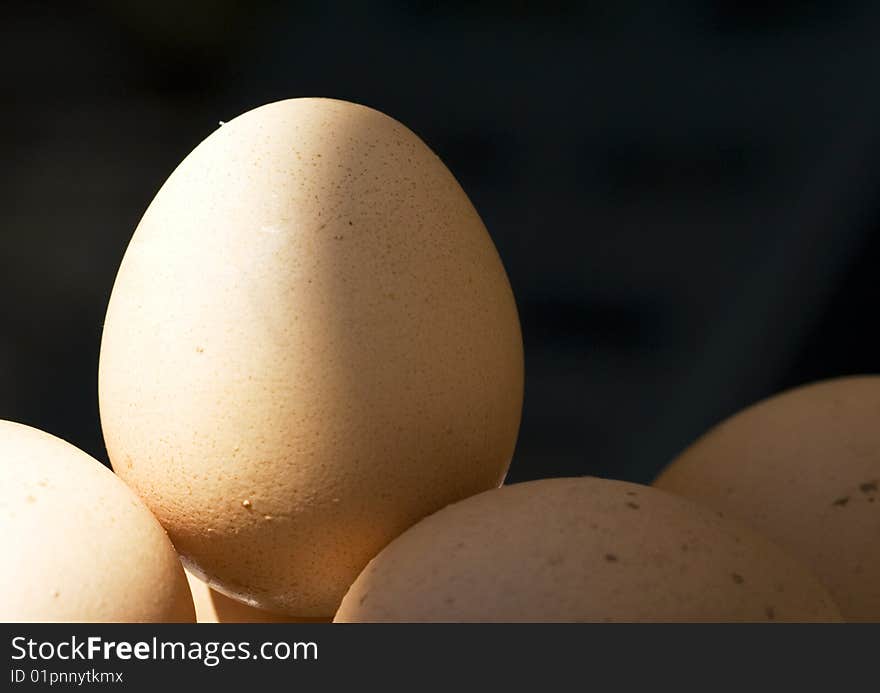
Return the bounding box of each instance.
[2,1,879,484]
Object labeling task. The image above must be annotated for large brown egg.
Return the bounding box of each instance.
[334,477,841,622]
[654,376,880,621]
[0,420,194,622]
[99,98,523,617]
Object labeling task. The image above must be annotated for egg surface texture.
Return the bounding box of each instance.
[0,420,194,622]
[184,570,328,623]
[99,98,524,616]
[654,376,880,621]
[334,477,841,622]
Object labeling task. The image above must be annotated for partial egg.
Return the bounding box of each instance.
[99,97,524,616]
[654,375,880,621]
[0,420,194,622]
[184,570,328,623]
[335,477,841,622]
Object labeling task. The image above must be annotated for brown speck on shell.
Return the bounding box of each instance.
[832,496,850,507]
[604,553,618,562]
[859,481,878,494]
[765,606,776,620]
[626,502,640,510]
[731,573,744,585]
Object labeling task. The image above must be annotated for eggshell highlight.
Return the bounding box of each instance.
[185,570,328,623]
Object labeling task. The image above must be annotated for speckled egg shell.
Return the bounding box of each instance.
[654,375,880,621]
[99,98,524,616]
[185,570,328,623]
[0,420,194,622]
[334,477,841,622]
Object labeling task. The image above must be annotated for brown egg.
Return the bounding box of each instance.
[0,420,194,622]
[334,477,841,622]
[184,570,328,623]
[99,98,523,616]
[654,375,880,621]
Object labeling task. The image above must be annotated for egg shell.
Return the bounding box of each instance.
[99,97,524,616]
[334,476,841,622]
[185,570,328,623]
[0,420,194,622]
[654,375,880,621]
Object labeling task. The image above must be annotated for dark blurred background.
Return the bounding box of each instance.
[2,0,879,484]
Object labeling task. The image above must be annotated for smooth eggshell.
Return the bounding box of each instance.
[334,477,841,622]
[99,98,524,616]
[185,570,328,623]
[0,420,194,622]
[654,375,880,621]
